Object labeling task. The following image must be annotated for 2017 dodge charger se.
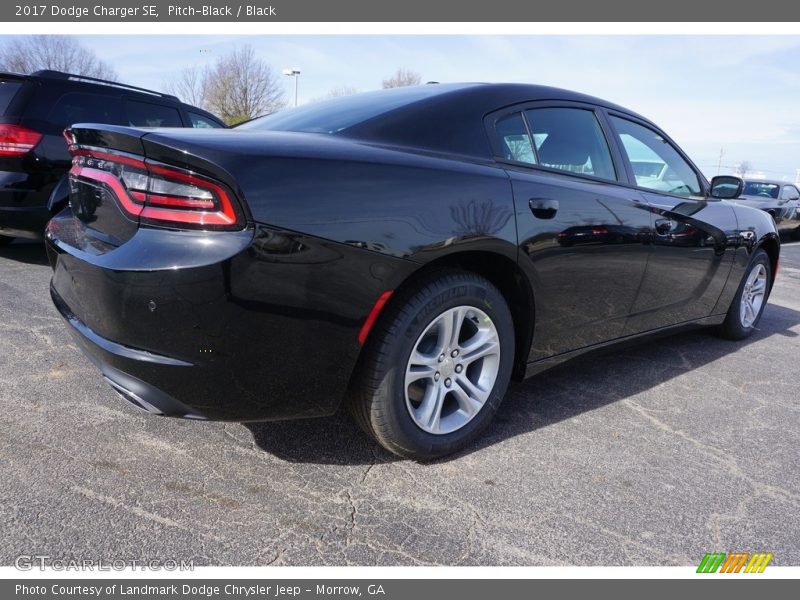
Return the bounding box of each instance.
[45,83,780,459]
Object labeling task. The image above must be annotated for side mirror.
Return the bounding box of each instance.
[709,175,743,199]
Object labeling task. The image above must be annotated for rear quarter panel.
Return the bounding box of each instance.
[139,132,518,417]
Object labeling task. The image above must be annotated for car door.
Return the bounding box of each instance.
[605,113,737,334]
[489,104,654,360]
[777,184,800,232]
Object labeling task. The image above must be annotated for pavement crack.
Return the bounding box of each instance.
[70,485,224,542]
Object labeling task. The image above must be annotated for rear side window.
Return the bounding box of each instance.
[47,92,121,127]
[0,79,22,115]
[188,111,223,128]
[525,108,616,181]
[496,113,535,164]
[611,116,702,197]
[125,100,182,127]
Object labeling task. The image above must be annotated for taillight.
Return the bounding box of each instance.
[0,124,43,157]
[68,147,242,230]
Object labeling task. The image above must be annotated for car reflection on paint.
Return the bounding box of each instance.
[729,180,800,240]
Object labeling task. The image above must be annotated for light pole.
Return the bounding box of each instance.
[283,68,301,107]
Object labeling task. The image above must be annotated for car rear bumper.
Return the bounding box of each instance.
[0,205,51,239]
[45,212,401,422]
[50,284,208,418]
[0,168,61,238]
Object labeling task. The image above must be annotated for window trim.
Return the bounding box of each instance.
[123,97,184,128]
[187,110,224,129]
[484,100,626,185]
[603,110,710,200]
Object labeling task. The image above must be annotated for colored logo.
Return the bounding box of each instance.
[697,552,773,573]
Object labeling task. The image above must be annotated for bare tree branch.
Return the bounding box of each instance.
[0,35,117,80]
[309,85,359,103]
[381,68,422,89]
[204,45,286,125]
[164,65,209,107]
[736,161,753,178]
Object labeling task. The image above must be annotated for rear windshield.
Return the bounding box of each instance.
[237,83,473,135]
[0,79,22,115]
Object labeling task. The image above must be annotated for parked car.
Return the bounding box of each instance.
[46,83,779,459]
[0,69,224,245]
[728,180,800,240]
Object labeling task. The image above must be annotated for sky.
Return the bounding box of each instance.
[5,34,800,182]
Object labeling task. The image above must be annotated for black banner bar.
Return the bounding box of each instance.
[3,579,799,600]
[1,0,800,22]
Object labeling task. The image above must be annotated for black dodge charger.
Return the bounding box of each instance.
[46,83,779,459]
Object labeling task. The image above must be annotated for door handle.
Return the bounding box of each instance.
[529,198,559,220]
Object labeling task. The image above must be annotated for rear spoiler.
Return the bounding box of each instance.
[64,123,243,200]
[0,71,27,81]
[65,123,149,157]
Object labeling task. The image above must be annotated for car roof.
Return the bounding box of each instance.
[744,179,790,186]
[2,68,224,126]
[423,82,647,117]
[340,82,654,158]
[20,69,181,101]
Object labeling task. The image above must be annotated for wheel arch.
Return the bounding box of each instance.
[359,249,535,381]
[756,233,780,289]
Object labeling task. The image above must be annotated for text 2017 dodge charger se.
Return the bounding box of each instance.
[46,83,779,459]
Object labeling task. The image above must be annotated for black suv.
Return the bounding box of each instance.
[0,69,225,244]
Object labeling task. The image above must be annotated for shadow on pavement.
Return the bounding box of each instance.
[0,239,49,266]
[243,304,800,465]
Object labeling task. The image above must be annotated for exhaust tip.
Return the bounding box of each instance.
[103,377,165,416]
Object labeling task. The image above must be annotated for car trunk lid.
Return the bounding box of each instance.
[60,124,246,250]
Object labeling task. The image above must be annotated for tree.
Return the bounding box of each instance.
[381,68,422,89]
[164,65,209,108]
[308,85,359,104]
[0,35,116,80]
[736,161,753,178]
[204,46,286,125]
[326,85,358,98]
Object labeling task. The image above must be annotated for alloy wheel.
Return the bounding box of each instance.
[404,305,501,435]
[740,263,768,328]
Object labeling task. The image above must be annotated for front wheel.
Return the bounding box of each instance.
[717,249,771,340]
[348,270,515,460]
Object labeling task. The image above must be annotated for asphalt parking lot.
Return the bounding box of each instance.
[1,240,799,566]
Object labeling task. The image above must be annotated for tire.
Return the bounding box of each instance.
[717,249,771,340]
[348,270,515,460]
[0,235,14,247]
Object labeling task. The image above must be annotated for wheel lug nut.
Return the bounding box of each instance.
[444,378,451,387]
[434,372,440,381]
[438,354,445,362]
[451,349,459,357]
[455,364,463,373]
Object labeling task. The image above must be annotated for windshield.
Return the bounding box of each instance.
[236,84,474,135]
[743,181,779,199]
[0,79,22,115]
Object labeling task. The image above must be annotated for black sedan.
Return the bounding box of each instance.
[46,83,779,459]
[729,179,800,240]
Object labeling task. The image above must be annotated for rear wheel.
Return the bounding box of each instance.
[717,249,771,340]
[348,270,515,460]
[0,235,14,247]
